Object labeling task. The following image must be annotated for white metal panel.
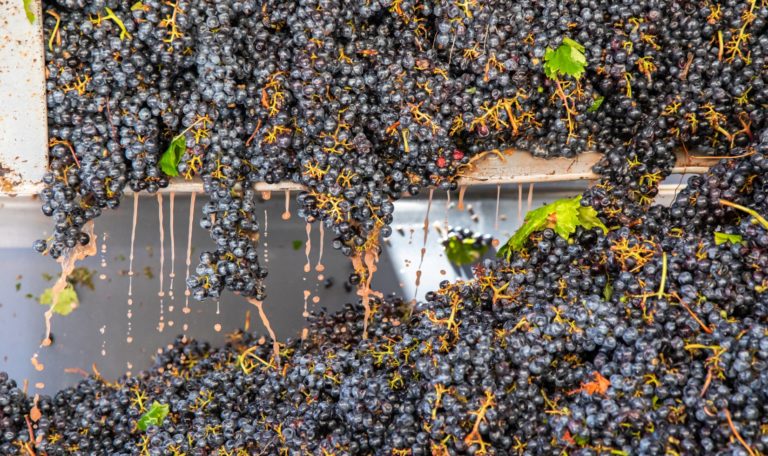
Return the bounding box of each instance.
[0,0,48,196]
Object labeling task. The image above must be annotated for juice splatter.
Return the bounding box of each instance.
[303,290,311,318]
[303,223,312,273]
[351,249,383,338]
[281,190,291,220]
[315,223,325,272]
[457,185,467,211]
[247,298,280,366]
[43,221,97,347]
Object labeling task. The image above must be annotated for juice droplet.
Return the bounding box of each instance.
[261,191,272,200]
[312,296,320,304]
[457,185,467,211]
[127,193,139,344]
[281,190,291,220]
[304,223,312,273]
[413,189,434,299]
[157,193,165,333]
[494,184,501,231]
[527,183,535,212]
[315,223,325,272]
[214,323,222,332]
[169,192,176,300]
[303,290,311,320]
[31,356,44,371]
[35,382,45,390]
[183,193,197,315]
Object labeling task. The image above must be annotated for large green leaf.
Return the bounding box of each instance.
[497,196,607,260]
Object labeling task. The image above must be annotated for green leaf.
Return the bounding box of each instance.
[497,196,607,259]
[159,136,186,177]
[587,95,605,113]
[543,38,587,80]
[15,282,21,291]
[38,284,79,316]
[69,267,95,290]
[130,1,146,10]
[137,401,169,431]
[23,0,35,24]
[714,232,743,246]
[292,240,303,251]
[603,279,613,301]
[573,435,589,446]
[444,237,489,266]
[578,206,608,233]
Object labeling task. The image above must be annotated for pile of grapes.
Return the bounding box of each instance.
[34,0,768,300]
[12,0,768,453]
[4,143,768,454]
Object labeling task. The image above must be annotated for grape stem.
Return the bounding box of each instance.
[657,252,667,299]
[719,199,768,230]
[724,409,757,456]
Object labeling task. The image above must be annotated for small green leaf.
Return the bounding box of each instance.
[543,38,587,80]
[23,0,35,24]
[444,237,489,266]
[159,136,186,177]
[603,279,613,301]
[573,435,589,446]
[137,401,169,431]
[15,282,21,291]
[292,240,303,251]
[39,284,79,316]
[466,87,477,94]
[587,95,605,113]
[714,232,743,246]
[69,267,95,290]
[130,1,146,11]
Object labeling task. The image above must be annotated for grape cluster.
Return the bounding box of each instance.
[35,0,768,300]
[8,146,768,455]
[442,226,494,251]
